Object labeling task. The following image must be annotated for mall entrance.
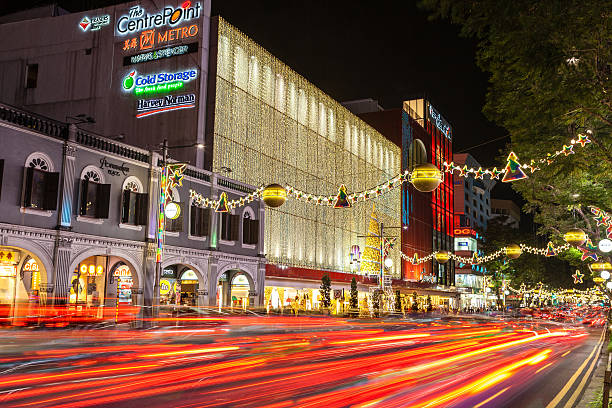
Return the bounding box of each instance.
[217,270,254,309]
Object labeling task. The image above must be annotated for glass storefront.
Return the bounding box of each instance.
[0,248,46,319]
[160,266,199,306]
[69,256,135,319]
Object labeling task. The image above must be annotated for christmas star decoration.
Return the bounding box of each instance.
[595,213,608,227]
[607,226,612,239]
[572,270,584,284]
[562,144,574,156]
[489,167,503,179]
[578,246,598,262]
[458,165,468,177]
[576,134,591,147]
[169,170,184,188]
[443,162,454,173]
[474,167,485,179]
[527,160,540,173]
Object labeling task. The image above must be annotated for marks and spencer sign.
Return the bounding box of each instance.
[116,2,202,36]
[123,42,198,66]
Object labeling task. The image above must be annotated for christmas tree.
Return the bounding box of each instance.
[334,184,351,208]
[501,152,528,183]
[215,192,229,213]
[320,274,331,308]
[350,277,358,311]
[360,205,382,275]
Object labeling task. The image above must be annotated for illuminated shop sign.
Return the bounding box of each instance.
[122,69,198,96]
[116,1,201,35]
[136,93,196,118]
[80,264,104,276]
[121,24,198,52]
[79,15,111,31]
[123,42,198,66]
[427,104,452,140]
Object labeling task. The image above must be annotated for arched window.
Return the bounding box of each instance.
[80,165,105,184]
[407,139,427,171]
[25,152,54,172]
[121,176,147,226]
[122,176,143,193]
[242,207,258,246]
[78,166,110,219]
[22,152,59,211]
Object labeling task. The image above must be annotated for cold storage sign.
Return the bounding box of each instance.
[122,69,198,95]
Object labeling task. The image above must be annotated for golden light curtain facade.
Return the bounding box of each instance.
[213,18,401,276]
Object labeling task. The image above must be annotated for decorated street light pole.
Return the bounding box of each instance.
[153,139,200,317]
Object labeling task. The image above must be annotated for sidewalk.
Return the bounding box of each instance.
[577,334,608,408]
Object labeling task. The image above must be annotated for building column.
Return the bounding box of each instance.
[58,125,78,229]
[142,152,160,323]
[209,173,219,249]
[52,235,73,304]
[141,242,157,323]
[256,261,266,306]
[207,255,219,306]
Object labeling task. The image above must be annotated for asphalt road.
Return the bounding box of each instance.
[0,315,603,408]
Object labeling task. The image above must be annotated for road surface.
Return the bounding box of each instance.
[0,315,603,407]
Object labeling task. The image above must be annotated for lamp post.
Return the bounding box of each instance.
[153,139,203,317]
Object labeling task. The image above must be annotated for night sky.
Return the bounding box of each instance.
[8,0,515,194]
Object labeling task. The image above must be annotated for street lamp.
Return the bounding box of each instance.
[153,139,204,317]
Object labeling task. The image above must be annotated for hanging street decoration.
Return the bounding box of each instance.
[564,228,587,246]
[501,152,528,183]
[215,192,230,213]
[572,270,584,284]
[545,241,557,257]
[399,242,571,266]
[157,162,186,263]
[184,133,593,214]
[443,134,591,181]
[333,184,351,208]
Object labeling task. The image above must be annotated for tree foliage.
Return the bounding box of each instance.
[350,277,359,309]
[422,0,612,255]
[481,216,591,288]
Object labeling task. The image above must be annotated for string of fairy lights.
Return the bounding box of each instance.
[185,133,592,213]
[397,242,572,266]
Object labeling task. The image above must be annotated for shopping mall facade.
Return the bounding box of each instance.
[0,1,459,315]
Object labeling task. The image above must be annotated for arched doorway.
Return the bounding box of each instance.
[159,264,202,307]
[0,246,49,320]
[217,270,254,309]
[68,255,139,320]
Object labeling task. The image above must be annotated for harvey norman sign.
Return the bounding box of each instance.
[116,1,201,35]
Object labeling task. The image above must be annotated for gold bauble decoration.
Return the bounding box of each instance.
[435,250,450,264]
[505,244,522,259]
[409,163,443,192]
[591,261,612,271]
[262,184,287,208]
[564,228,587,246]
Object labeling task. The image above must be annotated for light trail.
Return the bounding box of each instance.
[0,314,593,408]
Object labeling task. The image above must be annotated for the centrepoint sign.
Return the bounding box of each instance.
[116,1,201,35]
